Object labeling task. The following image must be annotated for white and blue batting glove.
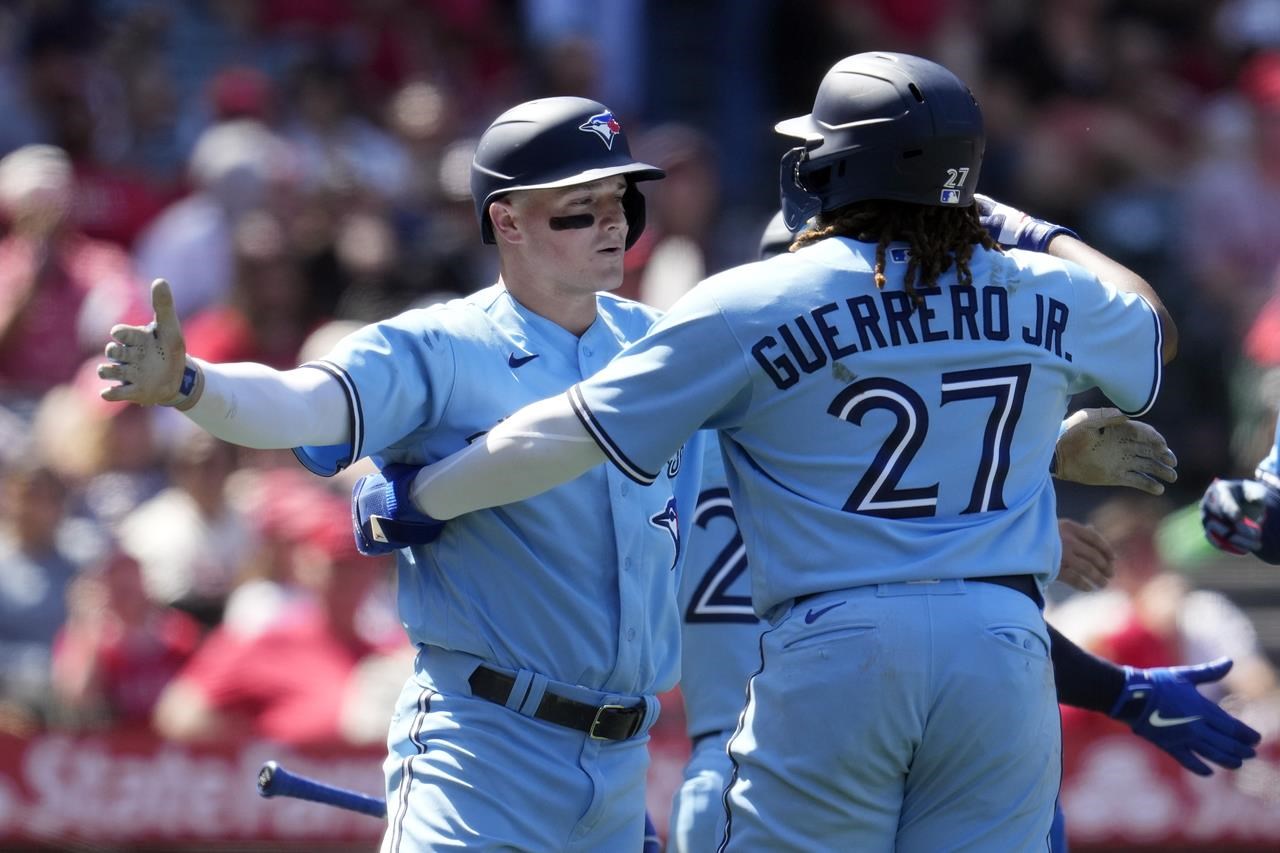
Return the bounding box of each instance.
[352,464,444,556]
[1108,659,1261,776]
[975,193,1079,253]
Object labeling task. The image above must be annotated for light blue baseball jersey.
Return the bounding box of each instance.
[678,442,761,740]
[570,237,1163,615]
[294,283,701,696]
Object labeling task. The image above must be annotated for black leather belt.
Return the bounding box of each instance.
[968,573,1044,609]
[467,665,646,741]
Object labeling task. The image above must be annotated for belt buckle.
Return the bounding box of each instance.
[590,704,628,740]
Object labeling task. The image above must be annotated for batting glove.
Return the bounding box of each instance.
[975,194,1079,253]
[352,464,444,556]
[1053,407,1177,495]
[1201,478,1267,555]
[1108,658,1261,776]
[99,278,204,410]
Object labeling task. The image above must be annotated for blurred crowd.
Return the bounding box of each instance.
[2,0,1280,752]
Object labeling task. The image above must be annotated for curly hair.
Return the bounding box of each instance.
[791,200,1001,302]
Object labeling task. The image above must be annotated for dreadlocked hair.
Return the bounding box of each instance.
[792,200,1001,303]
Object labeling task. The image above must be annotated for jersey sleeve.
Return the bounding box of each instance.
[568,287,752,485]
[1062,268,1164,416]
[293,309,457,475]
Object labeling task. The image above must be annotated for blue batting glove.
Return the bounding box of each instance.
[1201,477,1267,555]
[352,463,444,556]
[1109,658,1261,776]
[975,193,1079,253]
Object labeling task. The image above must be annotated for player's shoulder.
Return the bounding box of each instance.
[696,256,788,295]
[596,291,665,327]
[386,285,504,329]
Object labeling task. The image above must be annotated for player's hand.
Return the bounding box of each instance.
[98,279,201,408]
[974,193,1080,253]
[1056,519,1114,591]
[1054,407,1177,495]
[352,463,444,556]
[1201,477,1267,555]
[1109,658,1262,776]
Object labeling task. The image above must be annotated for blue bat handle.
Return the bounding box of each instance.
[257,760,387,819]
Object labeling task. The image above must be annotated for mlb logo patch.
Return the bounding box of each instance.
[940,189,961,204]
[889,247,911,263]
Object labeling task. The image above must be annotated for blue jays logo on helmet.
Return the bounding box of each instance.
[579,111,623,150]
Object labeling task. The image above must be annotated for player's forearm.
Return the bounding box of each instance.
[183,360,350,449]
[1047,622,1125,711]
[1048,236,1178,363]
[411,393,605,519]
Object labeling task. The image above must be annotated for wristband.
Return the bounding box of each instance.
[164,359,205,411]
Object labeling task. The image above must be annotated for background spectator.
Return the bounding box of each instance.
[0,460,79,734]
[49,549,201,730]
[117,424,257,628]
[0,144,146,411]
[150,493,402,747]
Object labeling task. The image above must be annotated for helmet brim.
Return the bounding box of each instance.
[479,161,665,203]
[774,114,824,142]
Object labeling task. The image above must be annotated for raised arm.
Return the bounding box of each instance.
[977,195,1178,364]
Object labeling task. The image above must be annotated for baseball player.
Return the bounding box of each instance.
[372,52,1183,850]
[660,215,1259,853]
[99,96,702,851]
[1201,409,1280,564]
[674,446,1260,853]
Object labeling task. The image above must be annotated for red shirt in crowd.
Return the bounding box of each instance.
[172,600,380,746]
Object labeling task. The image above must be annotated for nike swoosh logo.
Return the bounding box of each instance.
[1148,710,1202,728]
[804,601,847,624]
[508,352,540,368]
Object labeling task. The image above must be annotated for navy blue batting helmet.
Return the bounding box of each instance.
[775,53,984,231]
[471,97,664,248]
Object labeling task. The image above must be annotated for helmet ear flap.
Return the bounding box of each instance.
[622,180,647,249]
[779,147,823,232]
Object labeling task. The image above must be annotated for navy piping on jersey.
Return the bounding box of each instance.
[1117,294,1162,418]
[567,384,658,485]
[387,686,434,852]
[296,361,364,473]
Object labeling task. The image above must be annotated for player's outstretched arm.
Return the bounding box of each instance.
[976,194,1178,364]
[1053,407,1177,495]
[1048,625,1261,776]
[410,393,606,520]
[98,279,349,450]
[1108,659,1263,776]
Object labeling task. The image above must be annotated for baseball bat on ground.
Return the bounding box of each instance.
[256,760,387,819]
